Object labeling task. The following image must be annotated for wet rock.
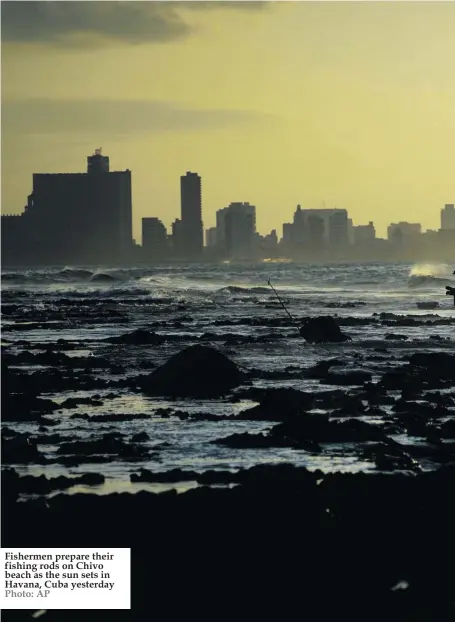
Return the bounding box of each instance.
[1,436,45,464]
[299,316,351,344]
[331,396,367,417]
[304,359,344,380]
[132,432,150,442]
[141,345,245,398]
[409,353,455,381]
[270,415,386,445]
[385,334,408,341]
[237,387,314,421]
[323,369,372,386]
[106,329,165,345]
[438,420,455,439]
[1,394,59,421]
[1,470,105,495]
[130,468,197,483]
[60,397,104,409]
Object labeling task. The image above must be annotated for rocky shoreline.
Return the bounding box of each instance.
[2,272,455,619]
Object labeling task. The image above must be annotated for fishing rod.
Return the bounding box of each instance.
[267,279,301,331]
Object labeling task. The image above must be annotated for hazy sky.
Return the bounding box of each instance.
[2,1,454,241]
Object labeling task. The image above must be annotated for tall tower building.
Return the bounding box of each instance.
[441,204,455,230]
[180,171,203,259]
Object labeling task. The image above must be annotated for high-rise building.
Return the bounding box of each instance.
[2,150,133,265]
[290,206,349,251]
[217,202,256,258]
[441,204,455,230]
[205,227,217,248]
[225,202,256,258]
[180,171,203,259]
[142,217,168,260]
[215,207,229,253]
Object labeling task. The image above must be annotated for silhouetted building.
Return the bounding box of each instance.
[142,217,168,260]
[215,207,229,253]
[288,206,349,256]
[205,227,217,248]
[171,218,184,257]
[441,204,455,230]
[87,148,110,174]
[2,150,133,265]
[219,202,256,259]
[328,210,349,247]
[387,222,421,241]
[180,172,203,259]
[353,222,376,245]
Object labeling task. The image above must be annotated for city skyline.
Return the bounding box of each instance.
[2,2,454,241]
[2,149,453,266]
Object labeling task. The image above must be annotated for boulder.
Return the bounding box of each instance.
[237,387,314,421]
[299,317,351,344]
[141,345,245,398]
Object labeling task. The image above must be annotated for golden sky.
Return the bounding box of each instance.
[2,1,454,241]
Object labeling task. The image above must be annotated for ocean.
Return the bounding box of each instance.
[2,261,455,494]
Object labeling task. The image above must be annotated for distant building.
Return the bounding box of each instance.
[347,218,354,245]
[205,227,217,248]
[257,229,278,257]
[387,222,421,243]
[217,202,256,258]
[353,222,376,245]
[171,218,184,257]
[215,207,229,253]
[1,149,133,265]
[180,171,203,259]
[291,205,349,252]
[142,217,168,260]
[441,204,455,230]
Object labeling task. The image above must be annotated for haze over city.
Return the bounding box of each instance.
[2,1,455,241]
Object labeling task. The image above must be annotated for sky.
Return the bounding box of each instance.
[2,1,454,242]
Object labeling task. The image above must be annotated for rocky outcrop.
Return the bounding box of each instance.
[299,316,351,344]
[141,345,245,398]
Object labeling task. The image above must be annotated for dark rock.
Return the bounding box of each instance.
[270,415,386,444]
[132,432,150,442]
[304,359,344,380]
[237,387,314,421]
[439,420,455,439]
[1,436,45,464]
[385,333,408,341]
[409,353,455,381]
[299,316,351,344]
[61,397,103,409]
[106,329,165,345]
[331,396,366,417]
[1,394,59,421]
[323,369,372,386]
[141,345,245,398]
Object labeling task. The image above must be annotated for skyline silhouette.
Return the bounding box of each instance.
[2,2,454,241]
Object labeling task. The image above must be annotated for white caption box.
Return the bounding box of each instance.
[0,548,131,610]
